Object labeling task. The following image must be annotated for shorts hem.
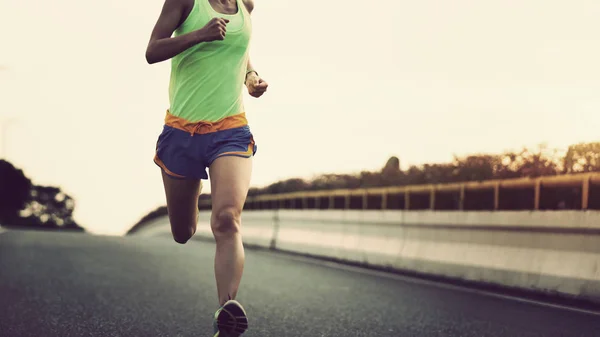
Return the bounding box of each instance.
[207,142,257,166]
[154,154,207,180]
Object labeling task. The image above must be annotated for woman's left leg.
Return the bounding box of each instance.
[209,155,253,306]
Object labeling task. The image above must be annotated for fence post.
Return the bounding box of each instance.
[494,182,500,210]
[269,209,280,250]
[459,184,465,210]
[534,179,541,210]
[582,175,590,210]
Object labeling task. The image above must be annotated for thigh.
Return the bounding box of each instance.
[209,156,253,215]
[161,171,203,231]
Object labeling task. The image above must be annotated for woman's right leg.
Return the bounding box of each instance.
[161,171,202,244]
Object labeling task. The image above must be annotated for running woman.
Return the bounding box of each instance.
[145,0,267,335]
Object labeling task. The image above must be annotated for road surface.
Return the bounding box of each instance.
[1,229,599,337]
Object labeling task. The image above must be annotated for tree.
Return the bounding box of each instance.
[382,156,400,175]
[264,178,309,194]
[512,144,562,178]
[0,160,84,231]
[18,185,82,230]
[563,142,600,174]
[381,156,403,186]
[452,154,498,182]
[0,160,32,223]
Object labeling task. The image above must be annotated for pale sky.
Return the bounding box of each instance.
[1,0,599,236]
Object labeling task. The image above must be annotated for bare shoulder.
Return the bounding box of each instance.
[242,0,254,13]
[150,0,195,41]
[165,0,194,26]
[163,0,194,13]
[163,0,192,8]
[181,0,195,11]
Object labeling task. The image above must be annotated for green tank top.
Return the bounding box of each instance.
[169,0,252,122]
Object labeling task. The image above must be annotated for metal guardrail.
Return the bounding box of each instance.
[198,172,600,211]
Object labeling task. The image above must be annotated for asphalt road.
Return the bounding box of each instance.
[1,229,600,337]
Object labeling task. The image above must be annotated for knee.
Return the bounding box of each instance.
[211,207,241,237]
[172,226,195,244]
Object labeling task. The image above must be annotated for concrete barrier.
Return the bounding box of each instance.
[129,210,600,304]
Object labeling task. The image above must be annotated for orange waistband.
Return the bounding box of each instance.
[165,110,248,135]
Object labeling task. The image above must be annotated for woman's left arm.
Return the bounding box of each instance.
[244,0,268,98]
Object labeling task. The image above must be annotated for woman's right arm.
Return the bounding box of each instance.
[145,0,229,64]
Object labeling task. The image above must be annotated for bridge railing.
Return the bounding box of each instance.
[198,172,600,211]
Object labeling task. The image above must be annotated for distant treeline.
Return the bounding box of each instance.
[0,160,84,231]
[244,142,599,196]
[131,142,599,231]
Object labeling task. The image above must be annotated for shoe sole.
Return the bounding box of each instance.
[216,300,248,337]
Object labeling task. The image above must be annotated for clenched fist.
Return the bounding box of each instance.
[196,17,230,42]
[245,72,268,98]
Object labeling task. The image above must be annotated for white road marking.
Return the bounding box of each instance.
[267,250,600,317]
